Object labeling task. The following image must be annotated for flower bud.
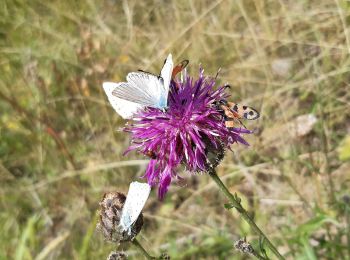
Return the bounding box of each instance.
[106,251,127,260]
[159,253,171,259]
[234,238,254,255]
[97,192,143,243]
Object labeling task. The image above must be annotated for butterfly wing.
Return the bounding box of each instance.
[160,54,174,94]
[102,82,144,119]
[119,182,151,234]
[112,72,167,109]
[243,107,260,120]
[107,54,173,113]
[227,102,260,120]
[171,59,189,79]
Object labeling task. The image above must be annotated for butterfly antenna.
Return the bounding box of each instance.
[238,119,247,129]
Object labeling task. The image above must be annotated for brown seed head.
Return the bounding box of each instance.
[106,251,127,260]
[97,192,143,243]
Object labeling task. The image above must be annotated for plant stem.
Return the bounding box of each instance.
[253,252,268,260]
[132,238,155,259]
[208,169,284,260]
[345,201,350,259]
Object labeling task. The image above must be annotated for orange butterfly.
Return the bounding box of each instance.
[217,86,260,128]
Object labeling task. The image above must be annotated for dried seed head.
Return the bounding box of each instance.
[234,238,254,255]
[159,253,171,259]
[97,192,143,243]
[106,251,127,260]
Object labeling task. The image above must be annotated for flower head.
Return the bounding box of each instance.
[125,69,250,199]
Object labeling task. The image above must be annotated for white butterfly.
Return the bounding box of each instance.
[119,181,151,235]
[103,54,174,119]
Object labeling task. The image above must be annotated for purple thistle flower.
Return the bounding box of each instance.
[125,69,251,199]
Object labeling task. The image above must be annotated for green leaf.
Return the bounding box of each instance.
[224,203,234,209]
[296,214,338,237]
[78,212,99,259]
[16,214,39,260]
[301,237,317,260]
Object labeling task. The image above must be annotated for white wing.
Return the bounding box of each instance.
[160,53,174,97]
[105,54,173,115]
[112,54,173,110]
[112,71,168,109]
[119,182,151,234]
[102,82,144,119]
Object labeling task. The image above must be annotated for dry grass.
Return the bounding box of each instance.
[1,0,350,259]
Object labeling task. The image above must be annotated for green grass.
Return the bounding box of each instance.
[1,0,350,259]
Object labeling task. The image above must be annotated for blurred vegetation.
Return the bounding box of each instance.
[1,0,350,259]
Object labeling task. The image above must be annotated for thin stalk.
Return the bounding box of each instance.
[208,169,284,260]
[319,108,336,204]
[345,202,350,259]
[253,252,269,260]
[132,238,155,259]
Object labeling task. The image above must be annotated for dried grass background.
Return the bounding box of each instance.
[1,0,350,259]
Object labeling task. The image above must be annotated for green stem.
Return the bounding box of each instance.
[253,252,268,260]
[208,169,284,260]
[132,238,155,259]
